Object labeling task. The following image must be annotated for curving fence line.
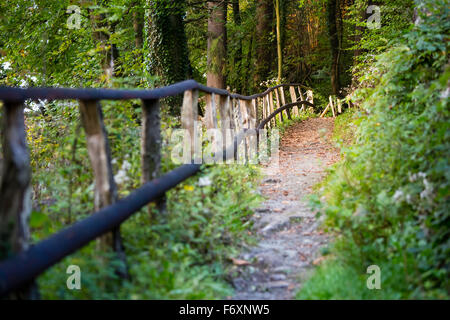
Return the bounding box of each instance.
[0,79,315,298]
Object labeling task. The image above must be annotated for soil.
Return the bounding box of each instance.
[231,118,340,300]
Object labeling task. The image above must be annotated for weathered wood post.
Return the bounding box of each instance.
[307,89,314,105]
[266,94,272,129]
[268,91,275,127]
[204,93,221,162]
[278,87,291,120]
[78,100,128,279]
[246,99,257,164]
[252,99,258,128]
[289,86,299,116]
[204,93,218,130]
[219,95,232,161]
[236,100,247,163]
[181,90,199,163]
[261,95,267,124]
[329,96,336,118]
[297,86,305,112]
[274,88,283,122]
[0,101,39,299]
[140,99,165,215]
[337,98,342,114]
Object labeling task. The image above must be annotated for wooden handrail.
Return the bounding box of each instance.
[0,79,316,298]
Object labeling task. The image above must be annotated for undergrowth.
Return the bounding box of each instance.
[298,0,449,300]
[36,164,261,299]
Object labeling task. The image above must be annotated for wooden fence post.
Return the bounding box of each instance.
[141,99,165,215]
[329,96,336,118]
[274,87,283,122]
[261,96,267,125]
[289,86,299,116]
[252,99,258,127]
[0,101,39,299]
[307,90,314,105]
[337,98,342,114]
[181,90,199,163]
[268,91,275,127]
[219,95,232,161]
[278,87,290,120]
[236,100,247,163]
[78,99,128,279]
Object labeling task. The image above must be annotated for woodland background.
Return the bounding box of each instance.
[0,0,448,299]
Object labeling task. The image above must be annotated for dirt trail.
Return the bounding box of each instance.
[231,118,340,300]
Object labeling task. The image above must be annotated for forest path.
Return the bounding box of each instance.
[231,117,340,300]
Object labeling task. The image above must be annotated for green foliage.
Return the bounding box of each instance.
[299,0,450,299]
[348,0,415,84]
[38,164,261,299]
[297,244,406,300]
[144,0,190,114]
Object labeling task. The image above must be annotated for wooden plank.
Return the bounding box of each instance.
[181,89,199,162]
[78,99,128,279]
[320,103,330,118]
[337,98,342,113]
[0,101,39,299]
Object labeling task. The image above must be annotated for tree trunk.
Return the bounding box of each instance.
[207,1,227,89]
[326,0,341,96]
[145,0,190,115]
[275,0,282,82]
[231,0,243,92]
[132,1,144,48]
[255,0,273,87]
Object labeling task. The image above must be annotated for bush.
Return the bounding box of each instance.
[299,0,450,299]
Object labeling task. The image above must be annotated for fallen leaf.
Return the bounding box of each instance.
[313,256,326,266]
[231,258,251,266]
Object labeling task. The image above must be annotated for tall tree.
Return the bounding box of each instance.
[254,0,273,87]
[275,0,282,82]
[145,0,191,114]
[132,1,144,48]
[230,0,242,92]
[207,0,227,89]
[326,0,341,95]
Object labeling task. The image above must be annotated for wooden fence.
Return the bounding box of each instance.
[0,80,315,298]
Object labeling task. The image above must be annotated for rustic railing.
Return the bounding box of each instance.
[0,79,315,298]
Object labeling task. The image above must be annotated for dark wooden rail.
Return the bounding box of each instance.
[0,79,315,298]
